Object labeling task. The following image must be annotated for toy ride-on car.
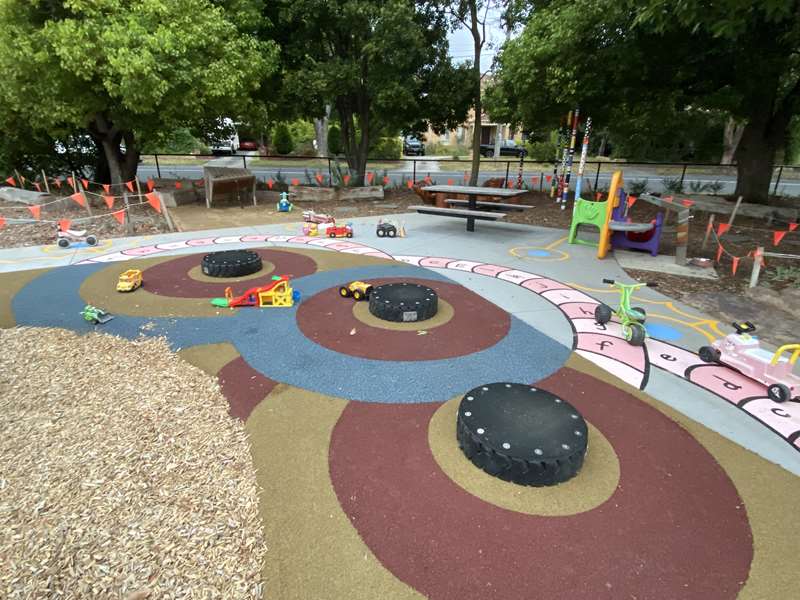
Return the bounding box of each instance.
[594,278,656,347]
[327,223,353,238]
[339,281,373,301]
[302,210,335,224]
[698,321,800,403]
[57,225,97,248]
[377,221,397,238]
[80,304,114,324]
[116,269,143,292]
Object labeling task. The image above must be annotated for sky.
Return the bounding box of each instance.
[447,6,512,72]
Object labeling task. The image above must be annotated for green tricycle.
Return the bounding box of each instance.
[593,278,656,346]
[81,304,114,324]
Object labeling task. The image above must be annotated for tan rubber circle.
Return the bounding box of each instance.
[351,298,455,331]
[428,397,620,516]
[187,261,276,283]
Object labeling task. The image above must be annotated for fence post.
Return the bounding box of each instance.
[749,246,764,288]
[242,154,248,169]
[772,166,783,195]
[679,164,687,189]
[327,157,332,184]
[504,161,510,187]
[540,171,543,192]
[593,163,601,190]
[154,154,162,178]
[412,160,416,183]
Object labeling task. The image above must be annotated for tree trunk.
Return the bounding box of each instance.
[493,123,502,161]
[88,114,140,187]
[314,104,331,157]
[336,104,368,186]
[469,16,482,186]
[733,123,777,203]
[721,117,744,165]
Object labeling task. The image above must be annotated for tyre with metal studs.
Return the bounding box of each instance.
[368,282,438,322]
[201,250,263,278]
[456,383,588,486]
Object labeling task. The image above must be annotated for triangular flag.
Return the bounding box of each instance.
[774,230,788,246]
[125,180,135,192]
[34,182,41,192]
[291,178,300,186]
[382,176,390,186]
[102,184,110,193]
[717,223,730,236]
[789,223,798,232]
[267,179,274,189]
[146,178,155,192]
[366,172,374,184]
[545,175,552,183]
[145,192,162,213]
[81,178,89,190]
[174,181,182,190]
[681,199,694,207]
[343,174,351,185]
[406,179,414,189]
[5,176,15,186]
[112,209,126,224]
[424,175,432,185]
[315,173,324,185]
[447,179,454,185]
[663,195,674,202]
[627,195,637,207]
[28,204,41,220]
[103,195,114,209]
[58,219,71,232]
[532,176,539,184]
[716,244,724,262]
[70,192,86,207]
[507,180,515,188]
[53,178,62,189]
[0,215,5,230]
[67,176,74,190]
[731,256,740,275]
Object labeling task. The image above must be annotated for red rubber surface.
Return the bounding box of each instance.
[218,356,279,421]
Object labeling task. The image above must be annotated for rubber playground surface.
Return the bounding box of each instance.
[2,217,799,599]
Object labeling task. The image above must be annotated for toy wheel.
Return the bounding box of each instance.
[631,306,646,322]
[201,250,262,278]
[339,286,351,298]
[594,304,613,325]
[767,383,791,403]
[57,238,70,248]
[387,228,397,238]
[699,346,721,363]
[346,232,353,238]
[86,235,98,246]
[377,229,386,238]
[329,231,336,238]
[625,322,646,346]
[364,286,373,299]
[353,290,364,301]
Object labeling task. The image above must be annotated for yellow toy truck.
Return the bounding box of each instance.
[116,269,143,292]
[339,280,373,301]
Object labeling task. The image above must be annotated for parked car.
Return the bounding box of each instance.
[403,136,425,156]
[238,138,258,151]
[208,118,239,155]
[480,139,527,158]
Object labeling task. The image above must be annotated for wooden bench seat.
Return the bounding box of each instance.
[445,199,531,212]
[409,205,506,221]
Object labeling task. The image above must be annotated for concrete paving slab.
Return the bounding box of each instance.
[614,248,719,279]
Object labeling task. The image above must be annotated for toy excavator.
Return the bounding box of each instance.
[210,275,300,308]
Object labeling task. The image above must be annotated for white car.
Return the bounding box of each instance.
[208,118,240,155]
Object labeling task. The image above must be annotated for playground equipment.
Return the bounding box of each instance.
[302,222,319,236]
[276,191,293,212]
[594,278,656,346]
[81,304,114,324]
[699,322,800,403]
[568,171,622,249]
[57,225,97,248]
[326,223,353,238]
[116,269,143,292]
[610,191,664,257]
[339,281,373,301]
[210,275,298,308]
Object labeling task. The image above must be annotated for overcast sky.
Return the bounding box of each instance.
[447,6,512,72]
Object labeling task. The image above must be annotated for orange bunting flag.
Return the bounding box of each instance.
[70,192,86,207]
[406,179,414,189]
[774,230,788,246]
[627,195,637,207]
[315,173,324,185]
[34,182,41,192]
[507,180,515,188]
[343,174,351,185]
[382,176,390,186]
[717,223,730,236]
[445,178,453,186]
[367,172,374,184]
[112,209,126,225]
[67,176,74,190]
[731,256,740,275]
[145,192,162,213]
[663,195,674,202]
[545,175,552,183]
[0,215,5,230]
[53,178,62,189]
[58,219,71,232]
[789,223,798,232]
[81,178,89,190]
[291,178,300,186]
[267,179,274,189]
[147,178,155,192]
[716,244,724,262]
[532,176,539,184]
[5,176,15,186]
[103,195,114,209]
[28,205,41,220]
[125,180,135,192]
[423,176,432,185]
[102,184,110,193]
[681,199,694,207]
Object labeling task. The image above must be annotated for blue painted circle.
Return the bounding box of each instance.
[527,249,552,257]
[645,322,683,341]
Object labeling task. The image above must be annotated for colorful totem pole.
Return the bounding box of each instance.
[559,108,580,210]
[556,111,572,200]
[574,116,592,202]
[550,116,566,198]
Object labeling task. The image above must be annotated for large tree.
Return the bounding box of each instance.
[269,0,473,185]
[0,0,276,185]
[488,0,800,203]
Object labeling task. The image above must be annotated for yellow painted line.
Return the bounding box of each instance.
[545,236,568,250]
[644,313,718,343]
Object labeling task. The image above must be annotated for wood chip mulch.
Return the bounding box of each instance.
[0,328,266,599]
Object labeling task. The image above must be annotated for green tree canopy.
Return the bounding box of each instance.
[268,0,473,184]
[488,0,800,202]
[0,0,277,184]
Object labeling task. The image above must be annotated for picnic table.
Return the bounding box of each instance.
[411,185,528,232]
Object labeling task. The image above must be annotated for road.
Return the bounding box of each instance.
[139,154,800,197]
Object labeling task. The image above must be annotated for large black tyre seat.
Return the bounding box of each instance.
[368,282,438,322]
[457,383,588,486]
[201,250,263,278]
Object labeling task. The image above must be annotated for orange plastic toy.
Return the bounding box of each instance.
[211,276,296,308]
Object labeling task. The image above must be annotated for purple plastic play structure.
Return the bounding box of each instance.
[609,190,664,257]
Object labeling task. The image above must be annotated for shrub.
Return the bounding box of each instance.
[328,125,342,155]
[662,176,685,194]
[369,136,401,159]
[628,179,650,195]
[273,123,294,155]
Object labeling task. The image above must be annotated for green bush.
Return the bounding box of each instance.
[369,136,401,159]
[273,123,294,155]
[628,179,650,195]
[141,128,208,154]
[662,176,685,194]
[425,142,468,157]
[328,125,342,155]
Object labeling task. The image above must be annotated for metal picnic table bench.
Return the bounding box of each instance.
[410,185,529,232]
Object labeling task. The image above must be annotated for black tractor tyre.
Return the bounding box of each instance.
[699,346,721,363]
[768,383,791,403]
[369,283,438,323]
[201,250,262,278]
[594,303,613,325]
